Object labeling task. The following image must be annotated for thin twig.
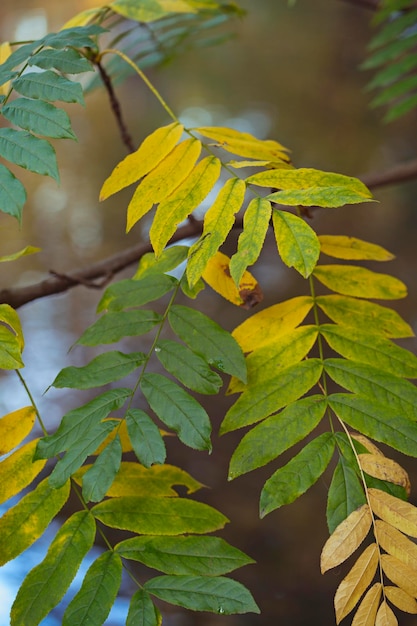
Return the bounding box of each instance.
[361,157,417,189]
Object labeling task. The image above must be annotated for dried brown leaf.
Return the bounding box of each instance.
[321,504,372,574]
[359,454,410,495]
[375,600,398,626]
[385,586,417,614]
[375,520,417,569]
[381,554,417,597]
[335,543,379,624]
[369,488,417,538]
[351,582,382,626]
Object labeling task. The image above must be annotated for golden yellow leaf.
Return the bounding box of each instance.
[375,600,398,626]
[100,122,184,200]
[319,235,394,262]
[0,406,36,455]
[375,520,417,569]
[368,488,417,538]
[334,543,379,624]
[381,554,417,597]
[351,583,382,626]
[195,126,290,162]
[0,42,12,96]
[385,586,417,614]
[0,439,47,505]
[126,137,201,232]
[359,454,410,495]
[352,434,384,457]
[60,7,104,29]
[201,251,263,309]
[321,504,372,573]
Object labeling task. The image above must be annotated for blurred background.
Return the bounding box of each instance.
[0,0,416,624]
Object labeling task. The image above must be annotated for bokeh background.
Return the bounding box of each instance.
[0,1,417,624]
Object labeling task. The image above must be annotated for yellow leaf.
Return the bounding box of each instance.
[93,419,132,455]
[381,554,417,597]
[100,122,184,200]
[375,600,398,626]
[231,295,313,353]
[195,126,290,161]
[352,434,384,457]
[60,7,105,29]
[385,586,417,614]
[126,137,201,232]
[319,235,394,261]
[201,251,263,309]
[368,488,417,538]
[227,159,288,168]
[313,265,407,300]
[375,520,417,569]
[321,504,372,573]
[334,543,379,624]
[351,582,382,626]
[0,406,35,455]
[0,246,41,264]
[0,439,46,505]
[0,303,24,350]
[359,454,410,494]
[150,155,221,257]
[0,42,12,96]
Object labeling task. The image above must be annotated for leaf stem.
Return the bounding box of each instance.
[15,369,48,436]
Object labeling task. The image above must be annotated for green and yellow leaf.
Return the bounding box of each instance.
[320,504,372,573]
[313,265,407,300]
[0,439,46,505]
[272,210,320,278]
[326,455,367,534]
[202,251,262,309]
[0,245,40,263]
[110,0,196,22]
[368,488,417,538]
[0,406,35,455]
[319,235,394,261]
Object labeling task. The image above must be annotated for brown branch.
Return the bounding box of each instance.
[338,0,380,10]
[361,157,417,189]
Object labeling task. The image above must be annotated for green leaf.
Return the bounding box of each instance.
[313,265,407,299]
[220,359,323,434]
[329,393,417,457]
[0,128,59,181]
[12,70,84,104]
[140,373,212,451]
[144,575,260,614]
[111,0,197,22]
[134,245,189,279]
[10,511,96,626]
[168,304,246,381]
[126,409,166,467]
[62,551,122,626]
[228,395,327,479]
[2,98,76,140]
[272,210,320,277]
[0,325,24,369]
[316,294,414,338]
[0,478,70,566]
[0,41,42,78]
[116,535,254,575]
[29,47,93,74]
[0,163,26,222]
[155,339,222,394]
[260,432,335,517]
[92,496,228,534]
[81,435,122,502]
[186,177,246,287]
[127,589,161,626]
[326,456,366,534]
[43,25,105,49]
[52,351,146,389]
[229,198,272,286]
[76,309,162,345]
[324,358,417,421]
[97,274,177,312]
[320,324,417,378]
[384,92,417,122]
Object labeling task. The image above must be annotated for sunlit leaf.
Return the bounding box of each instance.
[12,70,84,104]
[76,309,162,346]
[127,589,162,626]
[359,454,410,493]
[318,235,394,261]
[126,409,166,467]
[60,7,105,29]
[351,582,381,626]
[195,125,289,161]
[0,128,59,181]
[320,504,372,573]
[380,554,417,599]
[375,520,417,569]
[0,439,46,505]
[368,488,417,538]
[334,543,378,624]
[52,351,145,389]
[81,435,122,502]
[2,98,76,140]
[0,406,35,455]
[314,265,407,300]
[326,455,367,534]
[272,210,320,278]
[0,163,27,222]
[202,250,262,309]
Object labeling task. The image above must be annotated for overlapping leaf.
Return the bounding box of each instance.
[81,434,123,502]
[126,409,167,467]
[326,455,367,534]
[201,250,262,309]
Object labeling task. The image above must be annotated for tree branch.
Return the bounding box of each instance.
[361,157,417,189]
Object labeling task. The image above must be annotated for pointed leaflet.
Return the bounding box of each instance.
[0,303,24,349]
[144,575,260,614]
[28,47,93,74]
[0,326,24,369]
[100,122,183,200]
[0,128,59,181]
[313,265,407,300]
[384,586,417,614]
[0,245,40,263]
[359,454,410,492]
[0,406,35,455]
[150,155,221,256]
[334,543,379,624]
[10,511,96,626]
[351,583,382,626]
[272,210,320,278]
[380,554,417,598]
[111,0,196,21]
[186,177,246,287]
[320,504,372,574]
[134,245,189,279]
[12,70,84,104]
[2,98,76,140]
[93,419,132,455]
[231,295,313,353]
[168,304,246,381]
[329,393,417,457]
[326,456,367,534]
[221,359,323,434]
[116,535,254,576]
[76,310,162,346]
[195,125,289,161]
[140,373,212,451]
[0,439,46,505]
[368,488,417,538]
[81,434,122,502]
[0,163,26,222]
[126,409,166,467]
[127,589,161,626]
[97,274,177,312]
[127,137,202,232]
[228,395,327,479]
[202,251,262,309]
[0,477,70,566]
[316,295,414,339]
[260,432,335,517]
[92,496,228,534]
[229,197,272,286]
[318,235,394,261]
[155,339,222,395]
[374,520,417,569]
[52,351,145,389]
[62,551,122,626]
